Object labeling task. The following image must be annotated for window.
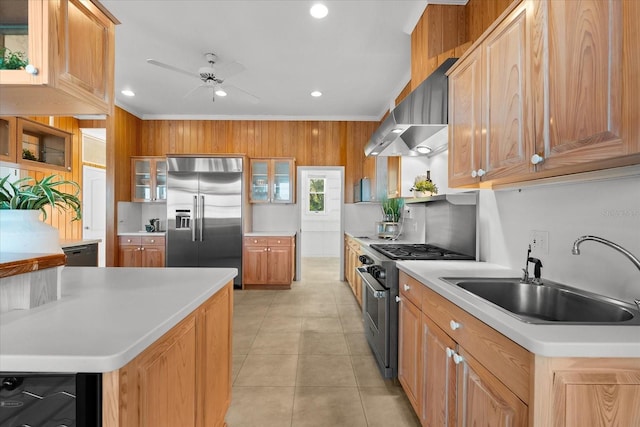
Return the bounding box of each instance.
[308,178,325,213]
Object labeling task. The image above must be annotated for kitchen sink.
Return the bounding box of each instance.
[440,277,640,325]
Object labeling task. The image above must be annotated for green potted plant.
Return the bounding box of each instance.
[0,47,28,70]
[411,180,438,198]
[381,196,404,223]
[0,174,82,254]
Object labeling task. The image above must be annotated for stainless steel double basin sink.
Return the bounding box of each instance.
[440,277,640,325]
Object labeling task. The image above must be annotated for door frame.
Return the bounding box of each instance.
[296,166,345,281]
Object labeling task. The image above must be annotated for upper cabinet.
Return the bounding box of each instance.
[131,157,167,202]
[0,0,117,116]
[17,117,72,171]
[249,158,295,204]
[0,117,17,163]
[448,0,637,188]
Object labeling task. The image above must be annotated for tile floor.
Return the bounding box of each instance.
[226,258,420,427]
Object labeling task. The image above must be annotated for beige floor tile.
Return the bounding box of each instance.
[337,302,362,318]
[299,331,349,355]
[232,354,247,384]
[302,302,339,317]
[235,354,299,387]
[272,292,308,305]
[233,330,258,356]
[234,314,264,334]
[345,333,372,355]
[296,355,356,386]
[260,315,303,333]
[292,387,367,427]
[301,317,343,333]
[352,355,394,388]
[339,314,365,333]
[266,303,306,317]
[359,386,421,427]
[236,291,277,306]
[234,303,270,318]
[226,386,295,427]
[249,332,301,355]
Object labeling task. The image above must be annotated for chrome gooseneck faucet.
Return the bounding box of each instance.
[572,235,640,311]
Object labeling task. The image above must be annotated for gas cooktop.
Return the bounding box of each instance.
[369,243,475,261]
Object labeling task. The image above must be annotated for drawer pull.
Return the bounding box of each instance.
[403,284,410,291]
[127,239,132,243]
[277,240,281,243]
[452,353,464,365]
[254,239,258,243]
[449,320,461,331]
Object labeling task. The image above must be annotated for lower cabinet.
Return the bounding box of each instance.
[102,281,232,427]
[118,236,165,267]
[398,271,640,427]
[398,271,530,427]
[343,235,362,306]
[243,236,294,288]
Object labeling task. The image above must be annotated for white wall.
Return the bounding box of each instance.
[252,204,298,232]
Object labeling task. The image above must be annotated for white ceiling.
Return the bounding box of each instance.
[102,0,465,121]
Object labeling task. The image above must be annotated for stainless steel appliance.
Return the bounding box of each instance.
[166,157,244,287]
[356,193,478,378]
[0,373,101,426]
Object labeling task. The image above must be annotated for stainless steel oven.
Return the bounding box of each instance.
[357,245,399,379]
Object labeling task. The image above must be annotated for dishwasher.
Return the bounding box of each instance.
[63,243,99,267]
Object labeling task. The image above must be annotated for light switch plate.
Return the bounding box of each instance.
[529,230,549,254]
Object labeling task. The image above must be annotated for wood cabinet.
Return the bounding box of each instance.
[387,157,401,198]
[243,236,294,288]
[249,158,295,204]
[398,271,529,426]
[0,117,17,163]
[16,117,73,172]
[448,1,533,188]
[131,157,167,202]
[0,0,117,116]
[343,235,362,306]
[118,235,165,267]
[102,281,233,427]
[448,0,639,188]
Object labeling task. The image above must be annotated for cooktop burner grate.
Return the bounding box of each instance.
[369,243,475,261]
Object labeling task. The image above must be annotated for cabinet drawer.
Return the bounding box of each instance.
[267,237,292,246]
[420,283,531,404]
[142,236,165,246]
[244,237,268,246]
[399,271,423,309]
[119,236,142,246]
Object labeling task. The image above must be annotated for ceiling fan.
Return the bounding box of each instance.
[146,53,259,103]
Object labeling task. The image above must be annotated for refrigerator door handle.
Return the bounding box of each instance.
[192,195,198,242]
[200,195,204,241]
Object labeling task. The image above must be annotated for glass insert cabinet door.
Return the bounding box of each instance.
[155,160,167,201]
[133,158,152,201]
[249,158,295,203]
[131,157,167,202]
[250,160,269,202]
[272,159,292,203]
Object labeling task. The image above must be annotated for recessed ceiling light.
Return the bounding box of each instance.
[121,89,135,97]
[370,152,379,156]
[391,128,403,134]
[311,90,322,97]
[215,88,227,97]
[310,3,328,19]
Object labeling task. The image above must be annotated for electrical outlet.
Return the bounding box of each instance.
[404,207,413,219]
[529,230,549,254]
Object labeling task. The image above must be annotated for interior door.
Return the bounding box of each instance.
[198,171,243,285]
[82,166,106,266]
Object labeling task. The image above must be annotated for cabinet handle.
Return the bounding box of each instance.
[471,170,477,178]
[150,239,155,243]
[254,239,258,243]
[452,353,464,365]
[141,247,145,251]
[449,320,461,330]
[445,347,454,358]
[267,248,271,252]
[25,64,38,75]
[531,154,545,165]
[277,240,281,244]
[477,168,486,177]
[395,296,400,303]
[264,248,268,252]
[127,239,132,243]
[403,284,410,291]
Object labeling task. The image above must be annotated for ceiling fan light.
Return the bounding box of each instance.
[121,89,135,97]
[215,88,227,97]
[310,3,328,19]
[311,90,322,97]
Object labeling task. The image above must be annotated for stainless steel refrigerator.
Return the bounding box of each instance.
[166,157,243,286]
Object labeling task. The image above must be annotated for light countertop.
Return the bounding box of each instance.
[0,267,236,373]
[245,231,296,237]
[397,261,640,358]
[118,231,166,236]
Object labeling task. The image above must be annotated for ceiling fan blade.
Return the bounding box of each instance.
[147,59,198,79]
[223,83,260,104]
[216,61,246,79]
[183,83,208,99]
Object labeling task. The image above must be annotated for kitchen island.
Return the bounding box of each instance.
[0,262,235,427]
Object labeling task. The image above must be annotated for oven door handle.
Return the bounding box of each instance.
[357,267,388,299]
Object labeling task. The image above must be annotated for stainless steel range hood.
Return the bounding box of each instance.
[365,57,457,157]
